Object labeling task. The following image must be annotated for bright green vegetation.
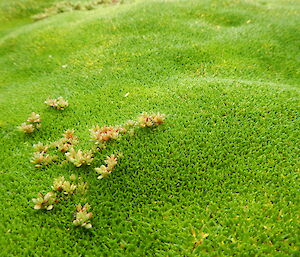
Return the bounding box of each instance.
[0,0,299,256]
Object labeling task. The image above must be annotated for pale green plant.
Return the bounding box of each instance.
[27,112,41,124]
[95,154,118,179]
[45,96,69,110]
[73,203,92,229]
[123,120,138,136]
[51,138,72,152]
[17,112,42,133]
[61,180,77,195]
[31,152,57,167]
[70,174,77,181]
[65,148,93,167]
[51,138,75,152]
[51,175,88,194]
[33,142,49,153]
[124,120,138,128]
[17,123,34,133]
[33,175,89,211]
[137,112,165,127]
[52,176,66,192]
[89,125,126,144]
[62,129,78,141]
[31,129,78,167]
[51,129,78,152]
[52,176,77,195]
[32,192,57,210]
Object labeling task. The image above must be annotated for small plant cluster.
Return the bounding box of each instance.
[90,112,166,145]
[31,111,165,229]
[17,97,69,134]
[30,112,165,169]
[137,112,165,127]
[95,154,118,179]
[73,203,92,229]
[31,129,78,167]
[32,0,118,21]
[66,148,94,167]
[31,129,94,168]
[89,125,125,144]
[31,150,58,168]
[52,175,88,195]
[45,96,69,110]
[32,192,57,210]
[17,112,41,133]
[32,175,91,228]
[51,129,78,152]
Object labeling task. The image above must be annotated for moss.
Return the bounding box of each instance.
[0,0,299,255]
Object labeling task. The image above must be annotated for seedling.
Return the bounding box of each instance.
[31,152,57,167]
[73,203,92,229]
[66,148,93,167]
[45,96,69,110]
[52,176,77,195]
[32,192,57,210]
[30,112,166,230]
[90,125,125,144]
[51,129,78,152]
[95,154,118,179]
[33,142,49,153]
[17,112,42,133]
[137,112,165,127]
[17,123,34,133]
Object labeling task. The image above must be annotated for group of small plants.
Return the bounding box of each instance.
[18,97,165,229]
[32,0,120,21]
[32,174,91,228]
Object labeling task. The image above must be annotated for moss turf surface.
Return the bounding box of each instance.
[0,0,299,256]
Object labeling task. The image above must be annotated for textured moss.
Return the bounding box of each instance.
[0,0,299,256]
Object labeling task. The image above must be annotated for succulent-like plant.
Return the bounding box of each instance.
[70,174,89,194]
[105,154,118,170]
[124,120,138,128]
[17,123,35,133]
[70,174,77,181]
[33,142,49,153]
[27,112,41,124]
[17,112,42,133]
[62,129,78,141]
[45,96,68,110]
[95,154,118,179]
[94,165,110,179]
[32,192,57,210]
[65,148,93,167]
[52,176,66,192]
[73,203,92,229]
[51,129,78,152]
[52,176,77,195]
[89,125,125,144]
[62,180,77,195]
[51,138,73,152]
[31,152,57,167]
[138,112,165,127]
[29,111,166,229]
[31,129,78,167]
[123,120,138,136]
[33,175,89,210]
